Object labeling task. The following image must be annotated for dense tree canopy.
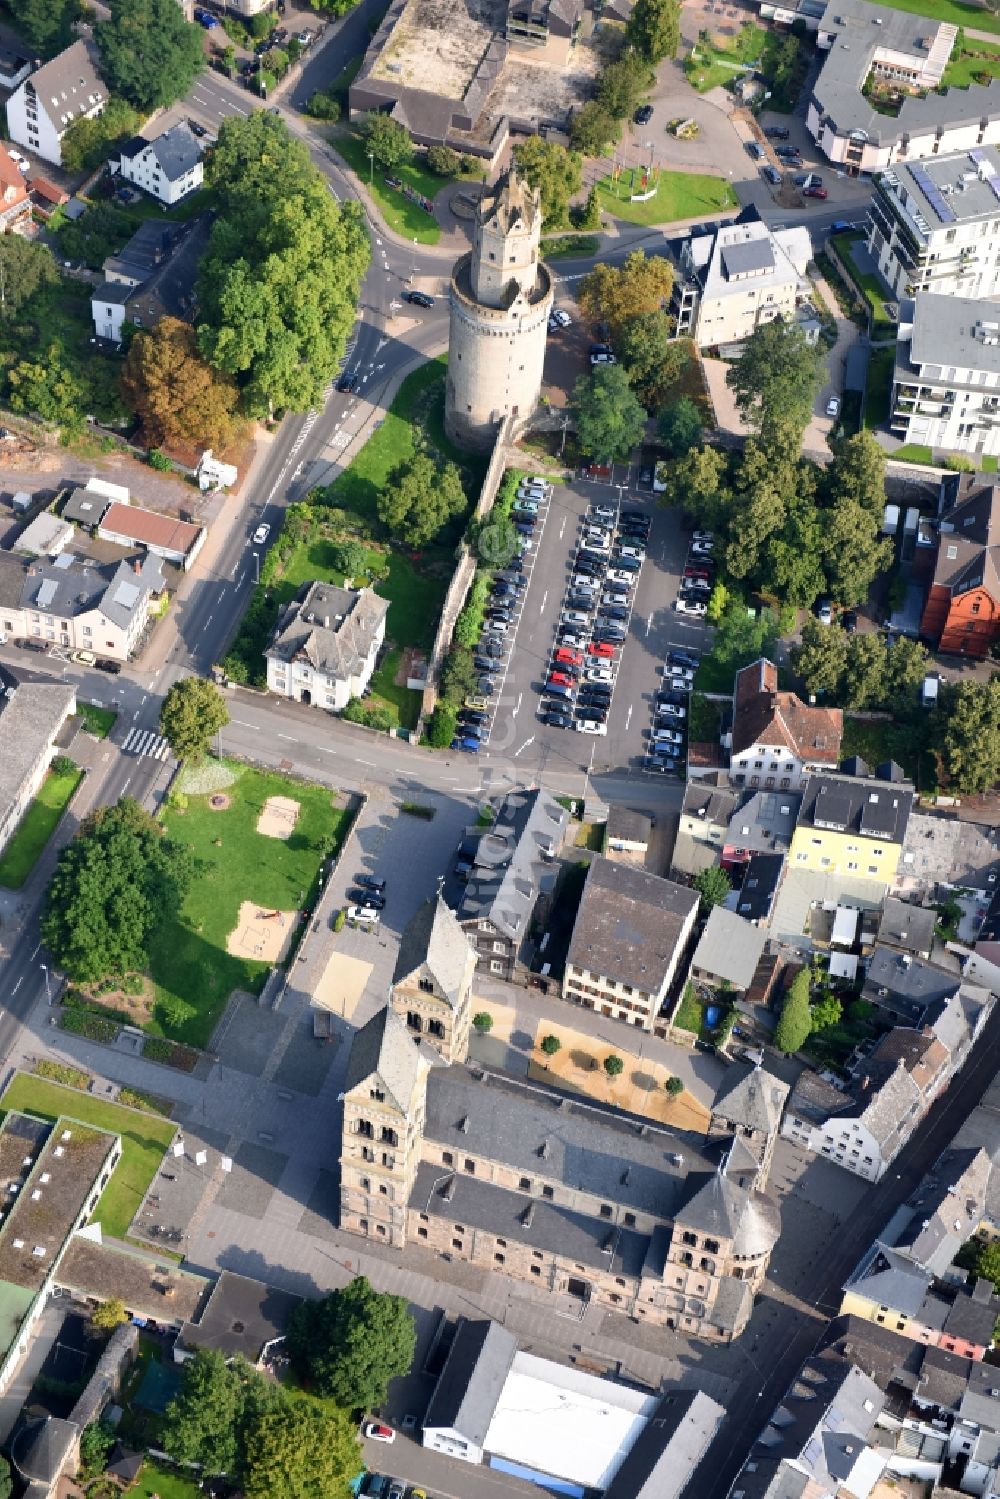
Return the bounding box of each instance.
[243,1397,361,1499]
[941,677,1000,793]
[361,113,414,172]
[198,113,370,417]
[41,799,194,983]
[123,317,241,450]
[511,137,582,227]
[287,1276,417,1409]
[627,0,682,60]
[693,865,731,914]
[658,397,703,458]
[616,312,686,409]
[579,251,674,336]
[775,969,812,1054]
[597,53,652,120]
[1,0,79,56]
[97,0,204,111]
[726,319,824,443]
[569,102,619,157]
[61,99,141,175]
[0,238,58,317]
[160,678,230,763]
[574,364,648,462]
[377,453,467,545]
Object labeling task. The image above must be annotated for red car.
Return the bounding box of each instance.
[588,642,616,659]
[554,647,583,666]
[804,185,828,200]
[548,671,575,689]
[684,566,712,581]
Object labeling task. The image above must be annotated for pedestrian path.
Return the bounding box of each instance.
[120,727,172,760]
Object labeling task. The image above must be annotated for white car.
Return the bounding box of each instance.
[590,351,616,366]
[347,905,379,926]
[663,664,695,683]
[606,569,634,588]
[553,308,572,327]
[577,719,608,735]
[675,598,707,617]
[618,546,645,562]
[579,542,611,558]
[591,506,615,523]
[483,619,509,635]
[826,395,841,419]
[363,1423,396,1444]
[658,703,687,720]
[586,668,614,684]
[652,728,684,745]
[692,530,714,543]
[253,523,270,545]
[690,541,714,558]
[572,577,600,594]
[560,610,591,627]
[558,632,587,649]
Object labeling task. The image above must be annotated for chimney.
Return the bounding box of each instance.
[132,558,141,574]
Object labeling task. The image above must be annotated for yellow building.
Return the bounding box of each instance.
[789,771,914,885]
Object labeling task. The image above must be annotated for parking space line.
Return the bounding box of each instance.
[477,487,552,747]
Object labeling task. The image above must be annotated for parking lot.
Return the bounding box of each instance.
[475,472,714,778]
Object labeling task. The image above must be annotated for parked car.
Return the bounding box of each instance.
[356,874,386,894]
[762,164,782,186]
[551,308,571,327]
[543,710,573,728]
[513,499,539,515]
[336,372,358,393]
[606,569,635,588]
[690,541,715,557]
[585,668,614,685]
[804,184,828,200]
[634,103,654,124]
[577,719,608,735]
[669,648,700,669]
[253,523,270,545]
[588,642,616,659]
[692,530,714,543]
[815,596,834,625]
[450,737,481,753]
[746,140,764,160]
[826,395,841,418]
[404,289,435,308]
[347,904,380,924]
[764,125,790,139]
[658,702,687,720]
[590,351,616,366]
[663,664,695,683]
[652,728,684,745]
[349,887,386,909]
[364,1423,396,1444]
[555,647,584,666]
[675,599,707,617]
[95,657,122,672]
[591,505,616,523]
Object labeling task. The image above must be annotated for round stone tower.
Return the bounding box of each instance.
[444,168,553,452]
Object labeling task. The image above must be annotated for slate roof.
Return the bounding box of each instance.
[862,947,959,1023]
[690,905,766,990]
[942,1280,1000,1346]
[797,771,914,845]
[344,1006,430,1113]
[0,551,26,609]
[606,806,652,847]
[455,788,568,943]
[424,1065,712,1220]
[603,1389,725,1499]
[104,219,183,283]
[22,40,105,132]
[267,582,388,681]
[121,122,202,182]
[931,480,1000,600]
[725,789,802,857]
[566,858,698,994]
[682,777,741,831]
[180,1271,301,1362]
[734,851,785,922]
[0,675,76,844]
[393,895,473,1008]
[877,899,937,958]
[845,1242,932,1318]
[712,1063,789,1136]
[11,1415,78,1484]
[732,658,843,764]
[676,1169,780,1258]
[423,1318,517,1443]
[893,1145,992,1276]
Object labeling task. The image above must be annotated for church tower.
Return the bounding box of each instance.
[444,168,553,451]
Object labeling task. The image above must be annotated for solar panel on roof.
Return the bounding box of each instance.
[989,175,1000,205]
[970,148,987,165]
[910,162,956,223]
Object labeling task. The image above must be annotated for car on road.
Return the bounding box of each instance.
[746,140,764,160]
[364,1423,396,1444]
[762,164,782,186]
[764,125,790,139]
[349,887,385,909]
[347,904,380,924]
[577,719,608,734]
[675,598,707,617]
[551,307,571,327]
[634,103,654,124]
[404,290,435,308]
[335,372,358,393]
[826,395,841,418]
[95,657,122,672]
[830,219,855,233]
[804,184,828,200]
[195,6,219,25]
[355,874,386,894]
[253,523,270,545]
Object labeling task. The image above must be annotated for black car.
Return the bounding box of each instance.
[762,164,782,186]
[188,118,208,138]
[579,695,612,711]
[95,658,121,673]
[634,103,654,125]
[543,711,573,728]
[764,125,790,139]
[404,290,435,308]
[356,874,386,894]
[336,372,358,393]
[576,705,608,724]
[669,649,701,670]
[349,887,385,909]
[486,608,512,623]
[599,605,628,622]
[474,656,499,672]
[594,627,626,644]
[776,146,802,160]
[745,140,764,161]
[842,610,859,634]
[621,510,648,524]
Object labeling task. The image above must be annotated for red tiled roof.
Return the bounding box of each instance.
[99,502,201,556]
[0,147,25,205]
[28,175,68,206]
[732,657,843,764]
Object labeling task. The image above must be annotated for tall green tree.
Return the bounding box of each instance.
[822,429,886,519]
[511,138,581,227]
[161,1350,253,1476]
[822,499,894,606]
[726,320,824,442]
[790,618,848,697]
[0,238,58,317]
[597,53,652,119]
[96,0,204,111]
[580,251,674,336]
[616,312,686,408]
[377,453,467,545]
[243,1397,362,1499]
[361,113,414,172]
[573,364,647,462]
[763,496,827,608]
[660,444,730,528]
[286,1276,417,1409]
[885,635,929,708]
[774,969,812,1054]
[693,865,731,914]
[569,102,619,157]
[658,397,702,459]
[160,678,230,763]
[1,0,79,56]
[627,0,682,60]
[941,677,1000,793]
[61,98,141,175]
[41,799,194,983]
[840,632,887,709]
[198,112,370,417]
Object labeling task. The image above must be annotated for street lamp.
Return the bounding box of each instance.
[40,964,51,1005]
[252,552,260,585]
[367,150,375,186]
[411,236,417,284]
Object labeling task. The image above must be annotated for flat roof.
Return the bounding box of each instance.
[180,1270,301,1360]
[57,1237,209,1325]
[0,1119,116,1292]
[899,293,1000,383]
[882,148,1000,233]
[484,1351,658,1489]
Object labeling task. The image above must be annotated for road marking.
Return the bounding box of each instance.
[121,776,131,793]
[559,518,566,539]
[514,692,522,717]
[132,708,140,720]
[645,615,653,635]
[31,943,39,959]
[540,590,548,612]
[356,758,375,767]
[11,978,20,994]
[625,703,633,730]
[231,719,254,727]
[205,614,214,627]
[237,574,245,589]
[513,737,534,757]
[277,733,296,741]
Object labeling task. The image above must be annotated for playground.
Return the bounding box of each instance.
[226,902,300,964]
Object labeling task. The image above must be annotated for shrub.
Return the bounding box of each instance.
[603,1054,624,1077]
[118,1087,172,1116]
[775,970,812,1054]
[343,699,394,731]
[59,1009,120,1043]
[426,145,461,175]
[34,1059,91,1089]
[473,1011,493,1033]
[51,754,77,776]
[156,995,196,1033]
[148,448,172,471]
[427,703,458,748]
[665,1075,685,1096]
[540,1034,561,1056]
[333,909,346,932]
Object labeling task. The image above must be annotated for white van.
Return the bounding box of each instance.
[921,673,939,708]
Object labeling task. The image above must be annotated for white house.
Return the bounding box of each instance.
[870,147,1000,303]
[730,658,844,791]
[114,124,204,206]
[671,220,811,349]
[265,583,388,711]
[891,295,1000,458]
[0,550,165,663]
[7,42,106,167]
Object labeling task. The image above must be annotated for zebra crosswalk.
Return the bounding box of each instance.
[120,728,172,761]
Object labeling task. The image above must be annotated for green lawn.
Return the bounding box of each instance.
[983,454,998,472]
[77,701,116,738]
[876,0,1000,34]
[684,24,767,92]
[540,234,601,259]
[892,442,935,463]
[941,35,1000,87]
[0,1074,175,1240]
[334,132,445,243]
[131,1461,202,1499]
[841,713,937,790]
[831,233,895,337]
[865,345,896,430]
[150,763,349,1046]
[596,167,736,226]
[0,763,83,890]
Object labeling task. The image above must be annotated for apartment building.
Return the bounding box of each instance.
[265,583,388,712]
[730,658,843,791]
[920,478,1000,653]
[0,668,76,858]
[671,220,811,349]
[790,769,914,884]
[891,294,1000,458]
[114,124,204,206]
[0,551,164,662]
[562,858,699,1033]
[870,148,1000,301]
[7,43,106,167]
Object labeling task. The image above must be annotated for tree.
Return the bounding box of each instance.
[809,992,842,1032]
[361,112,414,172]
[616,312,686,409]
[78,1424,113,1478]
[162,1350,252,1475]
[331,540,371,580]
[659,397,702,458]
[160,677,230,763]
[243,1396,362,1499]
[660,444,730,530]
[627,0,682,61]
[0,238,59,318]
[426,145,461,176]
[439,647,479,705]
[579,251,674,337]
[964,1238,1000,1292]
[569,101,619,157]
[840,632,888,710]
[427,703,457,748]
[726,319,824,442]
[693,864,731,914]
[96,0,204,111]
[603,1054,624,1077]
[198,112,370,417]
[885,635,929,708]
[822,499,894,606]
[511,137,582,227]
[123,317,240,450]
[286,1277,417,1409]
[377,454,467,545]
[0,0,79,56]
[774,969,812,1054]
[822,430,886,520]
[791,618,848,698]
[473,1011,493,1032]
[540,1034,562,1056]
[597,53,652,119]
[41,799,194,983]
[574,365,648,463]
[90,1297,128,1332]
[7,348,86,432]
[761,493,827,609]
[665,1075,685,1096]
[61,98,141,174]
[941,677,1000,793]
